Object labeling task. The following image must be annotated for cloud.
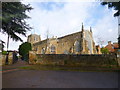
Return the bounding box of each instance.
[92,6,118,46]
[26,2,117,43]
[21,0,96,3]
[0,1,118,50]
[25,2,95,40]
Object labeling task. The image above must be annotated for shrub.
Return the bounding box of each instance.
[101,47,109,54]
[18,42,32,61]
[2,51,7,55]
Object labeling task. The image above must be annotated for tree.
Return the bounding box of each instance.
[118,36,120,49]
[18,42,32,61]
[101,1,120,49]
[0,40,5,52]
[97,37,104,47]
[1,2,33,51]
[44,29,49,54]
[101,47,109,54]
[101,1,120,17]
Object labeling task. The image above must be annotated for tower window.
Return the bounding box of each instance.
[34,37,38,41]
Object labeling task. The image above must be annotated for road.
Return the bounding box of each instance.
[2,69,119,88]
[2,60,120,88]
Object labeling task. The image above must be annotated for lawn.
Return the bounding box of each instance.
[19,64,120,72]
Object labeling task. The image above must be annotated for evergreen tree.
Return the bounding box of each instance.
[1,2,33,50]
[18,42,32,61]
[101,1,120,17]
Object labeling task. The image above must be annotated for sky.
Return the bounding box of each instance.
[0,0,119,51]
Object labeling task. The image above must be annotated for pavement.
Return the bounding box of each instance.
[1,60,29,73]
[2,60,120,88]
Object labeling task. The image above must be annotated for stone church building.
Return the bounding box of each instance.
[27,24,99,54]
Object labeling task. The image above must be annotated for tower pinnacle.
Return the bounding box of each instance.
[82,23,84,31]
[90,27,92,33]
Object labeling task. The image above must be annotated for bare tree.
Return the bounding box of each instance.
[97,37,105,48]
[44,29,49,54]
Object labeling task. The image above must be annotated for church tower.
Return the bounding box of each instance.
[27,34,41,45]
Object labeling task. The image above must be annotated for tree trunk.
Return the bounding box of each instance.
[118,35,120,49]
[7,34,9,51]
[6,34,9,64]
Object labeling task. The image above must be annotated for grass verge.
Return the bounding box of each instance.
[19,65,120,72]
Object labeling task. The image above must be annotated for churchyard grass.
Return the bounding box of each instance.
[19,64,120,72]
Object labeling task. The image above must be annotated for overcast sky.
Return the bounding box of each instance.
[0,0,118,50]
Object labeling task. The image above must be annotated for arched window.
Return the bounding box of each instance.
[74,40,80,52]
[69,47,74,54]
[41,47,45,54]
[50,44,56,54]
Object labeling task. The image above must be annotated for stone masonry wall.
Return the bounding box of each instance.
[29,52,118,66]
[0,52,13,65]
[0,54,6,66]
[1,55,6,65]
[33,32,83,54]
[8,52,13,65]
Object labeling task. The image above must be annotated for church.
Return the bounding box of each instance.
[27,23,100,54]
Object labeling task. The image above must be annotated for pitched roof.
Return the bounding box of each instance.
[105,42,119,53]
[33,31,82,46]
[113,43,119,49]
